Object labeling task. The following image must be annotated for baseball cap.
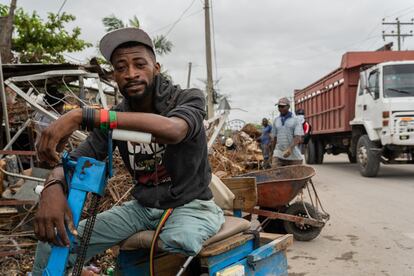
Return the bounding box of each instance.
[99,27,155,62]
[275,97,290,106]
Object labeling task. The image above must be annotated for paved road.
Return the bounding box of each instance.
[287,155,414,276]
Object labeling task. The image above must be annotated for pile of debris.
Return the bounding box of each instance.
[0,151,133,275]
[209,123,264,178]
[0,63,128,274]
[0,108,265,274]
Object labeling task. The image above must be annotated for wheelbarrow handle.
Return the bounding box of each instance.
[112,129,152,144]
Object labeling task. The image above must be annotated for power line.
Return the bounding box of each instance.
[57,0,68,15]
[169,34,380,72]
[383,4,414,19]
[392,8,414,20]
[150,9,203,34]
[289,35,379,62]
[382,18,414,50]
[163,0,197,37]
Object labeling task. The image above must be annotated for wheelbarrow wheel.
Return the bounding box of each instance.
[283,202,322,241]
[258,206,288,234]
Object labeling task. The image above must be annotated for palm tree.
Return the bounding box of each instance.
[102,14,173,56]
[102,15,126,31]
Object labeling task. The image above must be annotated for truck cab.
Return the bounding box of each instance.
[351,61,414,176]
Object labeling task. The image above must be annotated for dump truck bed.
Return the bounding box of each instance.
[294,51,414,135]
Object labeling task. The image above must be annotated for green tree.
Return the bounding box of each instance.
[102,14,173,56]
[0,4,92,63]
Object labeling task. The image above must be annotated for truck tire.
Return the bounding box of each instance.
[357,135,380,177]
[315,140,324,164]
[305,139,316,164]
[347,151,357,163]
[283,202,322,241]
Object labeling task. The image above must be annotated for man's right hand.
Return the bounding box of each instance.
[34,184,77,247]
[37,108,83,166]
[282,148,292,158]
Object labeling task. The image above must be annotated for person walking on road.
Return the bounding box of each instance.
[271,97,304,167]
[295,108,312,154]
[257,118,272,169]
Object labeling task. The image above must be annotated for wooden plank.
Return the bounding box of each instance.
[0,160,6,195]
[0,250,26,257]
[201,240,254,274]
[0,207,18,215]
[247,234,293,264]
[259,232,286,245]
[0,242,37,247]
[0,150,37,156]
[0,199,36,206]
[199,233,253,258]
[154,253,191,276]
[221,177,257,210]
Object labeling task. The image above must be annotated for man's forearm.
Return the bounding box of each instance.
[43,166,67,194]
[288,136,301,149]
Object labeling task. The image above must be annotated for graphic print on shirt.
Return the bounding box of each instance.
[127,141,172,186]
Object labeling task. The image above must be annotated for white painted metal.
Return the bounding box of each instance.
[351,61,414,147]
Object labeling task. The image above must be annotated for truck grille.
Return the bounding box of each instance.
[392,113,414,143]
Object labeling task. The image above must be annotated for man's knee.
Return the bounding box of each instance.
[159,227,207,256]
[159,200,224,256]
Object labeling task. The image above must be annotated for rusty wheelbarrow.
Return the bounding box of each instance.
[239,165,330,241]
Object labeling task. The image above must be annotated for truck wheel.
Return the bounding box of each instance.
[283,202,322,241]
[347,151,357,163]
[315,140,324,164]
[305,139,316,164]
[357,135,380,177]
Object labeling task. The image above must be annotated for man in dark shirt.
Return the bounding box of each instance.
[32,27,224,275]
[257,118,272,169]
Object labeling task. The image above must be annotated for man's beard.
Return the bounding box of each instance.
[121,77,156,102]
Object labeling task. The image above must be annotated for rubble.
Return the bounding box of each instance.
[209,127,264,178]
[0,151,133,274]
[240,123,261,139]
[0,125,266,273]
[1,68,264,272]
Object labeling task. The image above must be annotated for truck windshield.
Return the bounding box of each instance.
[383,64,414,98]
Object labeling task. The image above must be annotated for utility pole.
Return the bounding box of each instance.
[0,0,17,63]
[0,52,11,144]
[186,62,192,89]
[382,18,414,51]
[204,0,214,119]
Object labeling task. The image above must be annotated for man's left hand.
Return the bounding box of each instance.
[37,109,82,165]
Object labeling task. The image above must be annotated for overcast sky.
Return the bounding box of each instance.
[2,0,414,124]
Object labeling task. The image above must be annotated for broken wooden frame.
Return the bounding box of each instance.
[206,110,230,150]
[1,69,116,183]
[4,69,113,140]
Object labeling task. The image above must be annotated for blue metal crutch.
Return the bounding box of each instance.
[42,129,152,276]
